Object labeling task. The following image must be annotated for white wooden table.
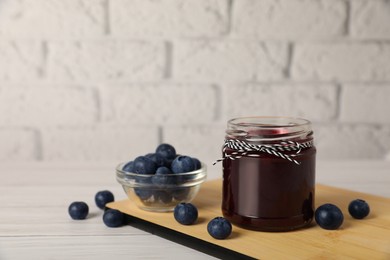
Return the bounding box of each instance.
[1,161,389,259]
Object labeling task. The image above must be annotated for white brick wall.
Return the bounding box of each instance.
[0,41,44,81]
[0,0,389,163]
[173,40,288,81]
[232,0,347,39]
[340,84,390,124]
[291,43,390,81]
[0,86,98,126]
[350,0,390,39]
[100,84,218,124]
[110,0,229,37]
[47,41,166,82]
[223,84,338,122]
[0,0,106,38]
[0,129,38,160]
[314,124,387,160]
[41,126,159,161]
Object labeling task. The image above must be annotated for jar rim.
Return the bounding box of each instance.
[226,116,313,141]
[228,116,311,128]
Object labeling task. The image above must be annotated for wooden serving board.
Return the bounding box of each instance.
[107,180,390,259]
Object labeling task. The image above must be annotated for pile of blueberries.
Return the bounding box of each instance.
[121,144,202,206]
[123,143,201,174]
[68,190,125,228]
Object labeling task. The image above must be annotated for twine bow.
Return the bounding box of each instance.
[213,139,313,165]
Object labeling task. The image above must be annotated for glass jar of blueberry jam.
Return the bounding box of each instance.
[221,117,316,231]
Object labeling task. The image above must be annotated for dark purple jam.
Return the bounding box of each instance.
[221,118,316,232]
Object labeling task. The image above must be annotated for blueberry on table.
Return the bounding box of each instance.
[348,199,370,219]
[171,156,196,173]
[174,203,198,225]
[156,143,176,160]
[68,201,89,220]
[103,209,125,228]
[95,190,115,209]
[315,203,344,230]
[133,156,157,174]
[207,217,232,239]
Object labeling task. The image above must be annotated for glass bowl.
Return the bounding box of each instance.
[116,162,207,212]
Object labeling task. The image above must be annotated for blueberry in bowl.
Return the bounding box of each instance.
[156,143,177,161]
[171,156,196,173]
[116,147,207,212]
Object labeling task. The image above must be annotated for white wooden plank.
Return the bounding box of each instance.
[0,162,118,187]
[0,186,126,208]
[0,235,216,260]
[0,206,145,236]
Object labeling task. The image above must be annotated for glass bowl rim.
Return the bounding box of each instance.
[116,162,207,177]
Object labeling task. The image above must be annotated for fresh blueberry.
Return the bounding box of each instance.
[95,190,115,209]
[122,161,134,172]
[171,156,196,173]
[133,175,153,200]
[192,157,201,170]
[68,201,89,220]
[134,188,153,201]
[145,153,168,167]
[154,191,173,204]
[172,188,190,201]
[103,209,125,228]
[133,156,157,174]
[348,199,370,219]
[315,203,344,230]
[156,166,172,175]
[152,166,174,185]
[174,203,198,225]
[156,143,176,160]
[207,217,232,239]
